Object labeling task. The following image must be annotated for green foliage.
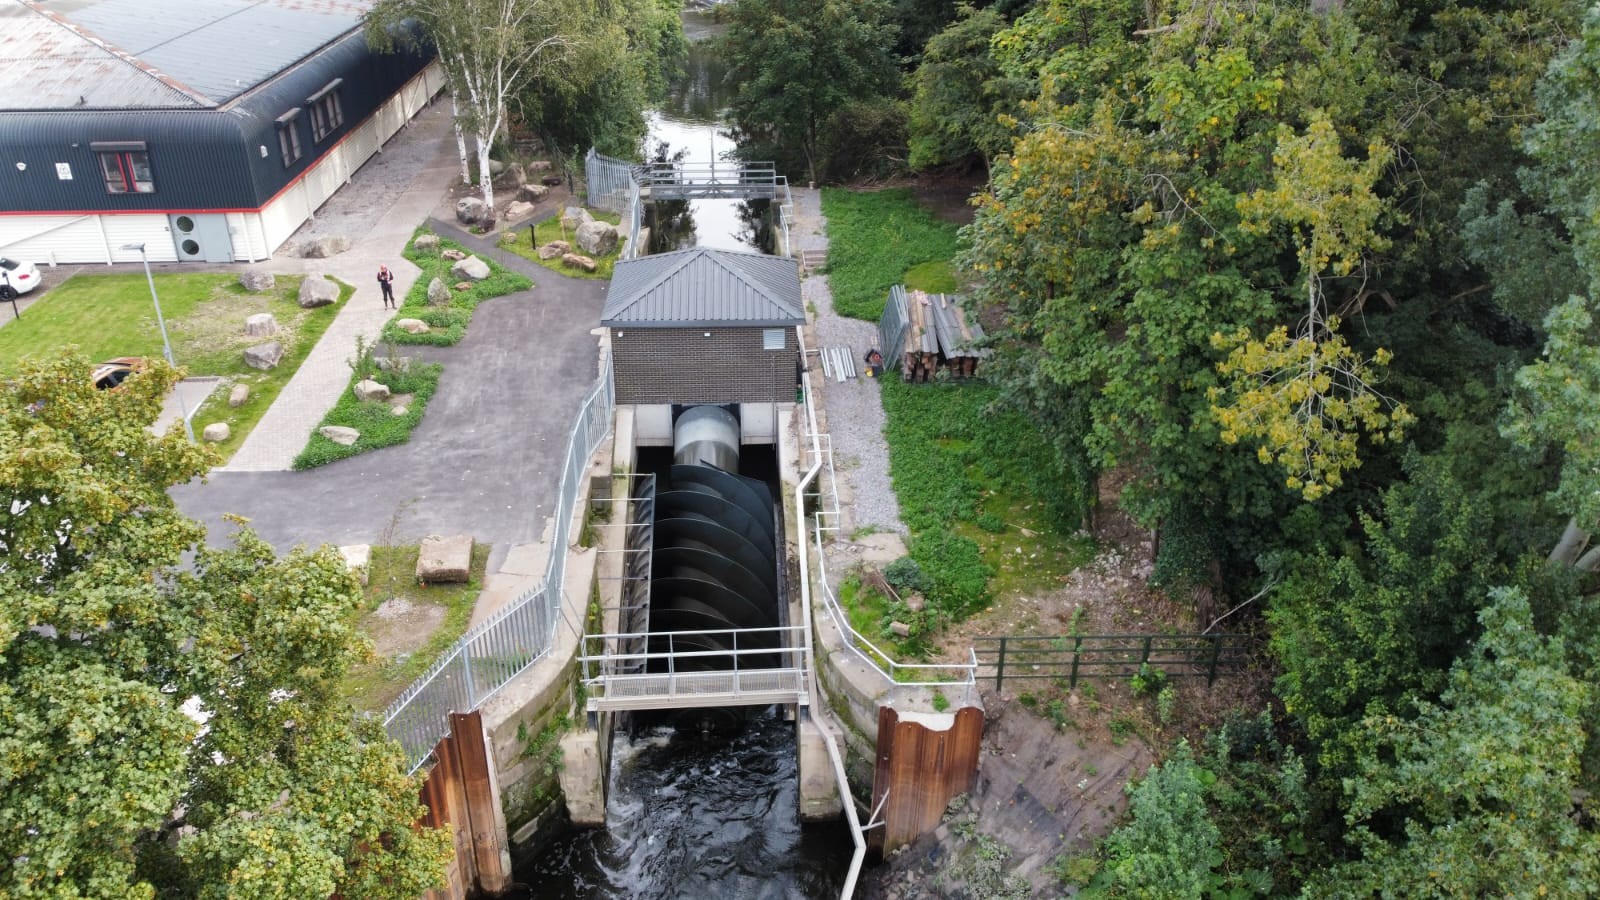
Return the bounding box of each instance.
[817,96,909,183]
[904,259,959,294]
[381,229,532,346]
[906,5,1016,170]
[293,355,443,469]
[720,0,900,184]
[931,690,951,713]
[909,529,992,617]
[884,555,930,595]
[0,354,447,898]
[1103,741,1222,898]
[820,188,961,320]
[1313,588,1600,896]
[1129,663,1168,698]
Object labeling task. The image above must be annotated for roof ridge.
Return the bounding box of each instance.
[21,0,217,108]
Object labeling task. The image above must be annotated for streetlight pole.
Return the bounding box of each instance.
[121,243,195,441]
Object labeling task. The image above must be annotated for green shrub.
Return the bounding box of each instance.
[910,530,991,615]
[293,360,443,469]
[884,556,930,595]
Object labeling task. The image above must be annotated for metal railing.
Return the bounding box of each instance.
[382,355,616,772]
[578,625,810,711]
[973,633,1256,691]
[584,148,794,262]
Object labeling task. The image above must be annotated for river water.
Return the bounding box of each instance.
[642,8,773,255]
[511,711,853,898]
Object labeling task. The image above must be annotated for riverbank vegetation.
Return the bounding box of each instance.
[779,0,1600,890]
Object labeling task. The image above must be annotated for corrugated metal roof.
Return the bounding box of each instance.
[0,0,371,110]
[603,248,805,328]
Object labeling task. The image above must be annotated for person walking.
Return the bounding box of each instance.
[377,265,396,309]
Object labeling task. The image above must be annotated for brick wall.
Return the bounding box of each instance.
[611,327,798,404]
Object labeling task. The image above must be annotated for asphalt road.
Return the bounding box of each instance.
[171,221,607,553]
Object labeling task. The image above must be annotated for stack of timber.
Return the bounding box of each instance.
[899,288,986,382]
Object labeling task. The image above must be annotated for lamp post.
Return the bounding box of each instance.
[121,243,195,441]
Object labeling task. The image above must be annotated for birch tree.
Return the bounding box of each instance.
[367,0,579,217]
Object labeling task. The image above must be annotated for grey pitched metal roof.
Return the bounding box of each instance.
[0,0,371,110]
[603,248,805,328]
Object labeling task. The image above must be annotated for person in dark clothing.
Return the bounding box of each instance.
[378,265,396,309]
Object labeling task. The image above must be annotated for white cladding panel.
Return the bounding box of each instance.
[102,217,180,263]
[0,215,109,265]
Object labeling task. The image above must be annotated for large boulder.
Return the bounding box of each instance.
[519,183,549,202]
[300,235,351,258]
[562,252,597,273]
[298,275,339,308]
[416,534,473,584]
[244,342,284,370]
[244,313,278,337]
[413,233,441,254]
[450,255,491,281]
[560,206,593,230]
[319,425,360,446]
[504,200,536,222]
[575,220,619,256]
[354,379,391,402]
[528,160,553,173]
[486,158,506,176]
[509,162,527,186]
[426,277,451,306]
[396,318,430,335]
[202,422,230,443]
[238,270,276,292]
[338,544,371,586]
[537,241,569,260]
[455,196,488,225]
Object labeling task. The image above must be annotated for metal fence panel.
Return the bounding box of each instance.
[878,285,908,366]
[383,356,615,772]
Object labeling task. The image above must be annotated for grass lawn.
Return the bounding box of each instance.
[496,209,625,280]
[343,543,490,712]
[0,272,343,464]
[821,188,962,320]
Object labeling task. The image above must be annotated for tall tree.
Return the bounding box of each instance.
[0,355,449,898]
[367,0,580,217]
[720,0,900,184]
[906,5,1017,172]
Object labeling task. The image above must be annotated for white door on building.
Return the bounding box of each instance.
[169,214,235,263]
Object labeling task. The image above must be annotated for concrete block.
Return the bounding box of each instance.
[558,729,608,827]
[798,719,843,821]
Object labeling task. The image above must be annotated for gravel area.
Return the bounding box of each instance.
[790,187,904,538]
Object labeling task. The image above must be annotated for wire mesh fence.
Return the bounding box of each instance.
[383,357,615,771]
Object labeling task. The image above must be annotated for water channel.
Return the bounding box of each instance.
[508,11,854,896]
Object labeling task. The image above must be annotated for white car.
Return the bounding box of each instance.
[0,257,41,298]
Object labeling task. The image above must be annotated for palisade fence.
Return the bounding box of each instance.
[584,149,645,260]
[383,355,616,773]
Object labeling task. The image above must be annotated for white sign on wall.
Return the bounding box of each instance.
[55,163,72,180]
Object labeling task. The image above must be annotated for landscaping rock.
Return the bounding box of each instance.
[504,200,536,221]
[528,160,553,173]
[300,235,351,258]
[560,206,593,230]
[451,255,491,281]
[396,318,430,334]
[416,534,473,583]
[413,233,441,253]
[297,275,339,308]
[455,196,488,225]
[202,422,230,442]
[338,544,371,586]
[391,405,408,416]
[354,379,391,402]
[486,158,506,176]
[906,593,925,613]
[519,183,549,201]
[238,270,276,292]
[541,174,563,186]
[228,383,250,407]
[374,356,412,373]
[442,248,467,261]
[509,162,527,185]
[537,240,570,260]
[575,220,619,256]
[244,313,278,337]
[319,425,360,446]
[244,342,284,370]
[562,252,597,273]
[889,621,913,638]
[426,277,451,306]
[454,281,473,292]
